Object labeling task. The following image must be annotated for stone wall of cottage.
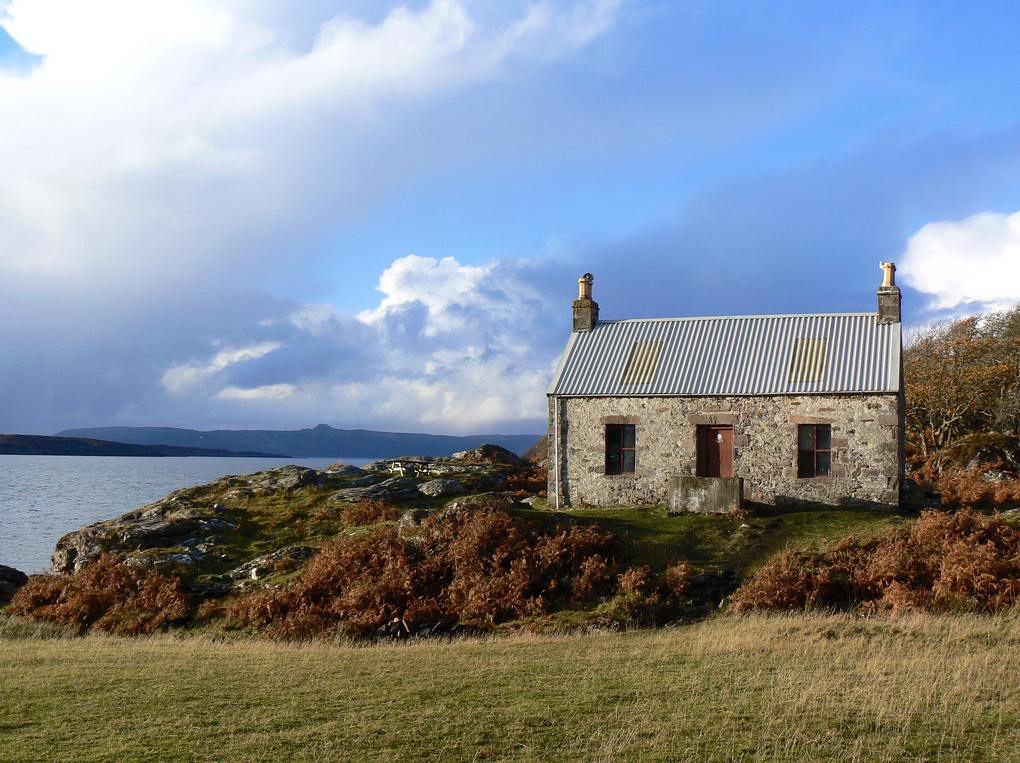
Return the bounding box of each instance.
[547,393,903,510]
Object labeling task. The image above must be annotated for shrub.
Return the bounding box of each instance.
[10,556,191,635]
[340,499,401,526]
[732,510,1020,615]
[596,563,696,624]
[195,599,225,621]
[911,458,1020,511]
[503,467,548,496]
[225,502,685,638]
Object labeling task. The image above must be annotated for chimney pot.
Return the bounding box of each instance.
[880,261,896,287]
[578,273,594,300]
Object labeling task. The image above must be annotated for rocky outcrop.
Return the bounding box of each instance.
[397,508,436,539]
[397,494,559,541]
[522,435,548,466]
[330,476,423,502]
[370,615,462,639]
[53,501,238,573]
[48,457,536,582]
[417,479,467,497]
[451,443,528,467]
[0,564,29,605]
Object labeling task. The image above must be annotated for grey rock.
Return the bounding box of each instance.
[0,564,29,605]
[249,466,321,493]
[125,550,205,569]
[200,517,236,532]
[52,547,78,574]
[331,476,423,503]
[366,457,499,477]
[418,479,467,497]
[334,474,378,488]
[326,464,371,477]
[453,444,527,467]
[443,493,524,513]
[185,580,233,596]
[227,546,317,581]
[397,508,435,539]
[52,508,238,573]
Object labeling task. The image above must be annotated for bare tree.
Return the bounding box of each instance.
[904,310,1019,456]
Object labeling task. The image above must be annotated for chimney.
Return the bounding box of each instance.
[877,261,901,324]
[573,273,599,332]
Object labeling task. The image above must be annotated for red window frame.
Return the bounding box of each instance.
[798,424,832,478]
[605,424,636,475]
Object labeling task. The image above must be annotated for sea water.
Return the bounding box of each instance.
[0,455,375,574]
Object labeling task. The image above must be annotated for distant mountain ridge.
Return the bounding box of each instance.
[0,434,284,458]
[56,424,544,458]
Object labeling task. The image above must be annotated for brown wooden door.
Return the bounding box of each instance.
[697,425,734,478]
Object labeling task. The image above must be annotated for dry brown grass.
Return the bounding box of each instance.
[4,611,1020,761]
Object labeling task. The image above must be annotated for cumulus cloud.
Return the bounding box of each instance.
[156,254,566,433]
[161,341,283,395]
[900,210,1020,312]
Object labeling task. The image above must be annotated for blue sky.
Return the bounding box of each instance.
[1,0,1020,436]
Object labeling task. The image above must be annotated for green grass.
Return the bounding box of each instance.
[3,611,1020,761]
[569,505,908,576]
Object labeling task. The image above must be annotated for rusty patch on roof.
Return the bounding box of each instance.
[621,341,662,385]
[789,338,829,383]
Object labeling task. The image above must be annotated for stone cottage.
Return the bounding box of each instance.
[546,265,904,512]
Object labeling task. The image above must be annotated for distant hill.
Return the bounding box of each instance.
[56,424,544,458]
[0,434,285,458]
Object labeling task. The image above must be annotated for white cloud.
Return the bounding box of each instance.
[157,253,564,432]
[215,383,296,400]
[162,340,282,394]
[360,253,548,345]
[0,0,621,292]
[900,210,1020,312]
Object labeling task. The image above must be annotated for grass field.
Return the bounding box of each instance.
[4,610,1020,762]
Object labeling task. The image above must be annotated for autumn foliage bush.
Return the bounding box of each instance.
[9,556,191,635]
[732,510,1020,615]
[226,502,687,639]
[503,467,548,497]
[910,459,1020,511]
[339,498,401,526]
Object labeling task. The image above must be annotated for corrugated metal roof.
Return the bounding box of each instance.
[548,313,900,396]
